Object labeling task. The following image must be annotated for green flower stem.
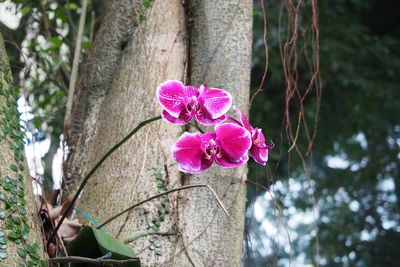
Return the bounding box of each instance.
[49,115,162,245]
[190,121,204,133]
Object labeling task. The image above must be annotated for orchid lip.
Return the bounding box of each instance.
[204,139,223,160]
[186,96,200,113]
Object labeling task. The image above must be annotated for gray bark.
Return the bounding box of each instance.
[64,0,141,192]
[65,0,252,266]
[175,1,252,266]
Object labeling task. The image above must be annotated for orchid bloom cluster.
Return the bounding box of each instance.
[156,80,274,173]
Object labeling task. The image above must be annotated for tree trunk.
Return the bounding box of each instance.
[0,33,44,265]
[65,0,252,266]
[175,1,252,266]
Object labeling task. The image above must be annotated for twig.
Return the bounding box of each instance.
[48,255,139,265]
[249,0,269,107]
[65,0,88,120]
[89,10,95,43]
[49,115,162,245]
[124,229,176,244]
[97,184,229,229]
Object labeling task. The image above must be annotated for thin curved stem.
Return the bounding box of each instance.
[124,229,176,244]
[97,184,229,229]
[49,115,162,245]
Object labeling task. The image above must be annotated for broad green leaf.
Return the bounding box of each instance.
[65,226,140,266]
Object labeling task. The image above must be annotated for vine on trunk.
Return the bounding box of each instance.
[0,64,44,266]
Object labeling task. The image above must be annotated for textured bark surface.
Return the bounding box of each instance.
[64,0,141,192]
[66,0,187,265]
[65,0,252,266]
[0,33,44,264]
[174,1,253,266]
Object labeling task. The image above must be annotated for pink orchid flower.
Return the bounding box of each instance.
[156,80,232,126]
[228,107,274,165]
[172,123,252,173]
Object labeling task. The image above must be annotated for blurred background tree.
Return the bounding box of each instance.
[1,0,399,266]
[246,0,400,266]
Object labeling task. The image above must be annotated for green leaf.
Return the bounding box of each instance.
[32,117,42,129]
[12,216,22,225]
[3,182,11,190]
[65,226,140,266]
[26,243,39,255]
[65,3,79,10]
[18,189,24,198]
[11,188,18,195]
[155,248,162,256]
[10,163,18,172]
[47,37,63,49]
[55,9,68,21]
[18,207,26,216]
[9,194,17,203]
[8,231,20,239]
[18,198,26,206]
[0,237,7,245]
[9,178,17,185]
[5,219,14,228]
[21,6,31,16]
[0,250,8,259]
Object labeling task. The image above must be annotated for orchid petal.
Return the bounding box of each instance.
[156,80,186,118]
[216,123,252,160]
[172,132,203,173]
[198,84,232,119]
[162,110,192,125]
[216,154,249,168]
[250,146,268,165]
[252,128,266,144]
[233,106,252,132]
[198,157,213,172]
[195,106,226,126]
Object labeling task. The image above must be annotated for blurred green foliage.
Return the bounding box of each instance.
[3,0,97,135]
[1,0,103,191]
[247,0,400,266]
